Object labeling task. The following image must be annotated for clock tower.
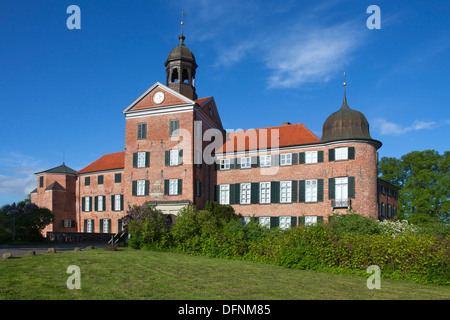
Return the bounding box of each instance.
[164,31,198,100]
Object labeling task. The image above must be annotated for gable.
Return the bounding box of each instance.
[123,82,196,114]
[195,97,224,130]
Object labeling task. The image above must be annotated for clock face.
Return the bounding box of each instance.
[153,91,165,104]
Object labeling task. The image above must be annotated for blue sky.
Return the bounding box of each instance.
[1,0,449,206]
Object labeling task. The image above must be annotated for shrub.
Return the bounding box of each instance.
[327,211,380,236]
[378,220,420,237]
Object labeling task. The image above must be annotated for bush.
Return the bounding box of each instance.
[327,211,380,236]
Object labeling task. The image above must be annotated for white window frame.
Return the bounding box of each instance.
[114,194,121,211]
[97,195,104,212]
[86,219,93,233]
[220,158,230,170]
[240,156,251,169]
[85,197,90,212]
[305,179,318,202]
[280,153,292,166]
[305,151,318,164]
[170,149,179,166]
[102,219,110,233]
[137,180,146,196]
[137,151,146,168]
[240,183,251,204]
[260,155,271,167]
[305,216,318,226]
[259,182,271,204]
[335,147,348,161]
[259,217,270,228]
[335,177,348,200]
[280,181,292,203]
[279,217,292,230]
[219,184,230,205]
[63,220,72,228]
[169,179,178,195]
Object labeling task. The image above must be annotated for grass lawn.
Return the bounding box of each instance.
[0,247,449,300]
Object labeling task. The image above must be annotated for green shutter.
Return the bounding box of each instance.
[111,195,115,211]
[292,153,298,165]
[145,152,150,167]
[317,216,324,224]
[107,219,111,233]
[82,197,86,211]
[85,177,90,186]
[348,176,355,199]
[291,180,298,202]
[120,195,124,211]
[291,216,297,227]
[84,219,87,232]
[94,196,98,211]
[328,178,335,199]
[299,216,305,225]
[298,180,305,203]
[299,152,305,164]
[317,179,324,202]
[270,217,279,229]
[318,151,324,163]
[215,185,219,202]
[348,147,355,160]
[142,123,147,139]
[100,219,104,234]
[178,179,183,195]
[230,184,236,204]
[118,219,123,232]
[164,180,169,195]
[133,153,138,168]
[89,197,92,212]
[271,181,280,203]
[132,181,137,196]
[98,175,104,184]
[251,183,259,204]
[144,180,149,196]
[165,150,170,166]
[178,149,183,165]
[329,149,335,161]
[39,176,43,188]
[115,173,121,183]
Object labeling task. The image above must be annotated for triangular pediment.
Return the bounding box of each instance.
[195,97,224,131]
[123,82,196,114]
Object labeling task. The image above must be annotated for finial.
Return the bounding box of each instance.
[179,10,186,45]
[341,72,349,109]
[343,72,346,87]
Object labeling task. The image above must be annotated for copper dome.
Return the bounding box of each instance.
[164,33,197,66]
[321,91,372,143]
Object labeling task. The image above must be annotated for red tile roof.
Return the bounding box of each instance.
[78,151,125,174]
[218,123,321,153]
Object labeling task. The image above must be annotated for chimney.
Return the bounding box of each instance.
[282,122,291,126]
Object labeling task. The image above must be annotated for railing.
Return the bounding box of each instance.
[46,232,114,243]
[108,231,128,245]
[331,198,351,209]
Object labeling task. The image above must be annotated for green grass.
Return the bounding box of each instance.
[0,247,449,300]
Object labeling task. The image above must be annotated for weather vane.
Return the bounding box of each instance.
[343,72,347,87]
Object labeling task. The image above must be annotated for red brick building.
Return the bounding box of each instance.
[31,32,398,235]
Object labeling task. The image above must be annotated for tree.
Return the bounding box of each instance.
[378,150,449,223]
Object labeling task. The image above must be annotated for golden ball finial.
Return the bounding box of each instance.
[181,21,184,26]
[343,82,346,86]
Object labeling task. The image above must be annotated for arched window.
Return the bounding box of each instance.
[182,68,189,84]
[171,68,179,83]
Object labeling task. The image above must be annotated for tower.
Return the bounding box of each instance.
[164,30,198,100]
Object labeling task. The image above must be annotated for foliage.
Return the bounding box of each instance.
[328,211,380,236]
[378,150,449,223]
[378,220,420,237]
[0,202,53,242]
[123,202,172,249]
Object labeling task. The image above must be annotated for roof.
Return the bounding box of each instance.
[45,181,66,192]
[35,163,77,175]
[218,123,321,153]
[78,151,125,174]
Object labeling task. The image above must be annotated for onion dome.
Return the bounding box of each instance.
[165,31,197,67]
[321,89,372,143]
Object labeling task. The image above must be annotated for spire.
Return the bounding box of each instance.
[341,72,350,109]
[179,10,186,45]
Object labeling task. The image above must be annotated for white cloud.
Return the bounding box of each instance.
[373,118,439,135]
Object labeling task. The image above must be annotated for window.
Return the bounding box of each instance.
[97,196,104,212]
[280,181,292,203]
[86,219,93,233]
[219,184,230,205]
[102,219,111,234]
[381,203,385,217]
[115,173,121,183]
[240,156,251,169]
[137,123,147,139]
[305,151,318,164]
[137,152,146,168]
[169,119,179,136]
[114,195,122,211]
[280,153,292,166]
[335,147,348,161]
[39,176,43,188]
[260,155,271,167]
[169,179,178,195]
[305,179,318,202]
[170,149,180,166]
[137,180,146,196]
[279,217,292,230]
[305,216,318,226]
[85,177,90,186]
[196,180,201,197]
[63,220,72,228]
[98,175,104,185]
[335,177,348,200]
[85,197,91,211]
[260,182,271,204]
[240,183,251,204]
[259,217,270,228]
[220,158,230,170]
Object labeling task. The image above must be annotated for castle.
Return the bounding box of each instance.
[30,31,398,236]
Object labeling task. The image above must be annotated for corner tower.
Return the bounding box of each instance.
[164,31,198,100]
